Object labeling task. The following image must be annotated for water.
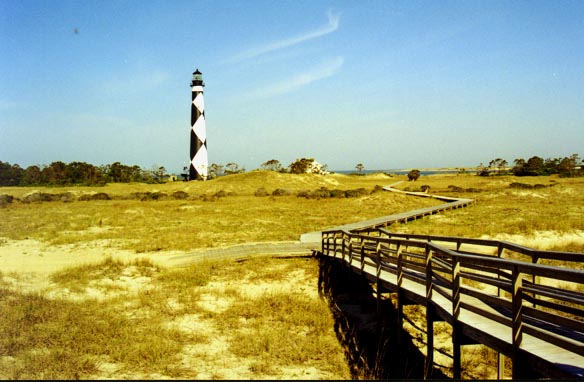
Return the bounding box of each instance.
[332,169,461,176]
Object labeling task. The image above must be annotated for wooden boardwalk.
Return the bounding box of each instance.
[300,182,474,243]
[317,185,584,380]
[169,181,583,379]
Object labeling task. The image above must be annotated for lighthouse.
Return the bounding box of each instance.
[189,69,207,180]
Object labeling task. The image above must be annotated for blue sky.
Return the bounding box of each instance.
[1,0,583,173]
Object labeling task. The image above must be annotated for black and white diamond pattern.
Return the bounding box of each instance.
[190,85,207,180]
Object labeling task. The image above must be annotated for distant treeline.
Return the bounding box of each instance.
[477,154,583,177]
[0,161,168,186]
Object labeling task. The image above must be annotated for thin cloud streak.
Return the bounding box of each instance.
[249,56,344,99]
[229,9,340,63]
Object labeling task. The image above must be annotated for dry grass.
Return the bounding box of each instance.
[0,172,440,252]
[0,256,350,379]
[391,174,584,250]
[1,171,583,379]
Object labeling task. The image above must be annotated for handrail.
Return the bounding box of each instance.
[320,229,584,378]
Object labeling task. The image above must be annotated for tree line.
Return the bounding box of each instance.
[3,153,581,186]
[206,158,329,178]
[0,161,168,186]
[477,154,583,177]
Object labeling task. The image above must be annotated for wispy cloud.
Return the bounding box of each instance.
[229,9,340,63]
[249,56,344,99]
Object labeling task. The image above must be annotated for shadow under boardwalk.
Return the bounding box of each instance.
[317,255,449,379]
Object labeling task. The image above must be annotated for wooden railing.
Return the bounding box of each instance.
[320,229,584,379]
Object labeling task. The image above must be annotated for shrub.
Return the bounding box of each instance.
[79,192,110,201]
[91,192,111,200]
[0,194,14,204]
[510,182,533,189]
[0,194,14,207]
[448,185,465,193]
[420,185,431,193]
[308,188,331,199]
[149,192,168,200]
[254,188,269,197]
[200,194,217,202]
[171,191,189,200]
[345,188,369,198]
[58,192,75,203]
[214,190,227,198]
[372,185,385,193]
[271,188,292,196]
[296,190,310,198]
[125,192,147,200]
[407,169,421,181]
[23,192,59,203]
[330,189,347,198]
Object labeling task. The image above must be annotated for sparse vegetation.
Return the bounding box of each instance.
[390,174,584,243]
[0,256,349,379]
[0,171,582,379]
[0,172,440,252]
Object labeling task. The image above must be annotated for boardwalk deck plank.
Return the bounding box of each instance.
[319,183,583,379]
[326,252,584,378]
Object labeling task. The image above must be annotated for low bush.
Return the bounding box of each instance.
[510,182,533,189]
[330,189,347,198]
[23,192,54,203]
[23,192,76,203]
[171,191,189,200]
[0,194,14,207]
[372,185,385,193]
[0,194,14,204]
[79,193,110,201]
[254,188,269,197]
[308,188,331,199]
[295,187,374,199]
[296,190,310,198]
[214,190,227,198]
[271,188,292,196]
[345,188,369,198]
[91,192,111,201]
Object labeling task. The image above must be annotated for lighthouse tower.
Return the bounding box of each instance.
[189,69,207,180]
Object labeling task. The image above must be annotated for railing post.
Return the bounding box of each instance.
[333,232,338,257]
[452,255,461,379]
[424,245,434,380]
[396,242,404,347]
[425,245,433,301]
[511,265,523,379]
[360,237,365,275]
[531,253,539,308]
[341,232,345,263]
[376,241,382,316]
[347,240,353,269]
[497,242,505,379]
[397,242,403,289]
